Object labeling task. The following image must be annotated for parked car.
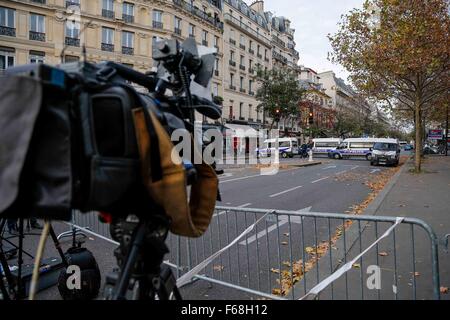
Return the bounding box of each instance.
[370,139,401,166]
[404,144,414,151]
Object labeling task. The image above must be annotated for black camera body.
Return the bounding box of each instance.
[0,38,220,222]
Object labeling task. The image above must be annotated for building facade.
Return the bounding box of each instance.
[318,70,372,117]
[221,0,272,130]
[0,0,224,108]
[1,0,301,131]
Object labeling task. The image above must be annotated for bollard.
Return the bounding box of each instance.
[308,149,313,162]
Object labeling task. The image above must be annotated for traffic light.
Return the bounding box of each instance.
[274,108,281,122]
[308,110,314,125]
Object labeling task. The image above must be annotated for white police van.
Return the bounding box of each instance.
[257,138,299,158]
[328,138,382,160]
[312,138,342,155]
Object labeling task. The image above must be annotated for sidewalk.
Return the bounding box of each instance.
[371,155,450,299]
[310,155,450,300]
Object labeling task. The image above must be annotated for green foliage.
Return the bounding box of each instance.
[255,66,305,129]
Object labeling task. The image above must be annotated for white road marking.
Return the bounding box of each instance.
[214,202,253,217]
[322,165,337,170]
[240,207,311,245]
[370,169,381,174]
[311,176,329,184]
[350,165,359,170]
[335,170,348,175]
[219,174,262,184]
[269,185,303,198]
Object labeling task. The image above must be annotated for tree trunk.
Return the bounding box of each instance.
[414,98,422,172]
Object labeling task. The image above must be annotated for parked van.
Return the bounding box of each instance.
[328,138,382,160]
[312,138,343,155]
[257,138,299,158]
[370,138,400,166]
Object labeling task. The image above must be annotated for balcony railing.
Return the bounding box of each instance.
[229,38,236,45]
[239,44,245,50]
[153,21,163,29]
[229,85,236,90]
[65,37,80,47]
[249,91,255,96]
[273,51,288,64]
[66,1,80,8]
[31,0,46,4]
[272,35,286,48]
[223,14,272,47]
[102,9,115,19]
[122,46,134,55]
[101,43,114,52]
[239,88,246,93]
[173,0,223,30]
[239,64,245,71]
[264,57,269,62]
[174,28,182,35]
[257,53,262,59]
[248,48,254,55]
[229,60,236,67]
[249,68,255,74]
[29,31,45,42]
[122,14,134,23]
[0,26,16,37]
[202,40,208,46]
[214,70,219,77]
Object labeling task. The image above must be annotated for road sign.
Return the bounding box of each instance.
[428,129,443,140]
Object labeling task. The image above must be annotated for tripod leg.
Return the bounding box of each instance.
[48,225,69,267]
[17,218,23,297]
[0,248,15,300]
[112,222,146,300]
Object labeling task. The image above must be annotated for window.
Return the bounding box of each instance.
[30,14,45,33]
[202,30,208,45]
[349,142,374,149]
[230,73,234,85]
[230,50,235,61]
[0,7,15,28]
[153,10,162,22]
[64,55,79,63]
[174,16,181,34]
[239,102,243,117]
[212,83,218,97]
[240,55,244,65]
[214,36,219,48]
[103,0,114,11]
[0,48,15,72]
[122,31,134,48]
[240,76,244,89]
[102,27,114,44]
[249,79,253,92]
[248,104,252,119]
[122,2,134,22]
[240,35,245,46]
[214,58,219,72]
[65,21,79,38]
[29,51,45,64]
[189,24,195,37]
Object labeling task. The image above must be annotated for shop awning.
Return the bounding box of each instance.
[224,123,262,138]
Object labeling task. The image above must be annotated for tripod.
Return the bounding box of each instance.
[0,218,68,300]
[104,216,182,300]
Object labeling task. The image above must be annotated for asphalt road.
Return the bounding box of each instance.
[174,156,395,299]
[4,155,397,300]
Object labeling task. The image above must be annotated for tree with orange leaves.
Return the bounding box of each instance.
[329,0,450,172]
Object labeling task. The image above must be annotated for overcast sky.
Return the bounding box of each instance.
[262,0,365,81]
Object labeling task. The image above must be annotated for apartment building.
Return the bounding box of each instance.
[0,0,224,122]
[221,0,272,130]
[299,67,334,138]
[318,70,372,117]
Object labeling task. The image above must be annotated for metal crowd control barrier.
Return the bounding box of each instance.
[64,207,441,300]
